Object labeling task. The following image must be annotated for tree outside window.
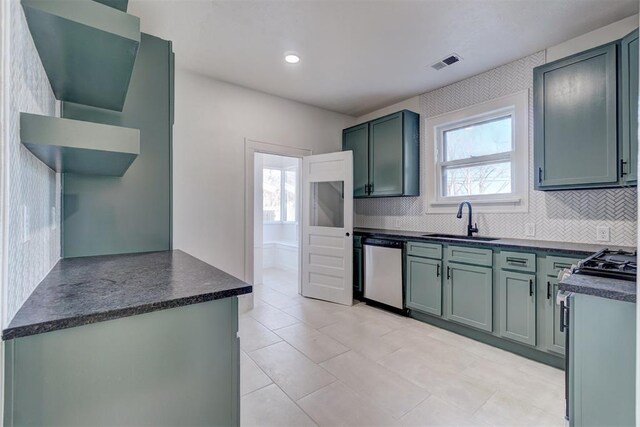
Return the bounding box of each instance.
[263,168,297,223]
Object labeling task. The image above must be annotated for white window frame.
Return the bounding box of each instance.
[425,90,529,214]
[263,166,299,225]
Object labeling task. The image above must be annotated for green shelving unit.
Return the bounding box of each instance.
[21,0,140,111]
[20,113,139,177]
[92,0,128,12]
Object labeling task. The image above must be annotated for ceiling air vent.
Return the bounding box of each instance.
[431,53,462,70]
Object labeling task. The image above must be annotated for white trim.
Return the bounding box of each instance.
[0,0,8,421]
[425,90,530,214]
[244,139,311,297]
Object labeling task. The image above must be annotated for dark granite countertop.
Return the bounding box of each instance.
[354,227,634,256]
[3,250,252,340]
[559,274,636,303]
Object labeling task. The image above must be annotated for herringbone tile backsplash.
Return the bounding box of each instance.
[355,51,638,247]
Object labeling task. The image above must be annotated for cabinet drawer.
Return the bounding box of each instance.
[406,241,442,259]
[499,251,536,273]
[354,235,363,249]
[447,245,493,267]
[546,256,580,278]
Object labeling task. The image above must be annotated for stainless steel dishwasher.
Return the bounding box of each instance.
[363,238,404,310]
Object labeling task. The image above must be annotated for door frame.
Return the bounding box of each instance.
[244,139,312,294]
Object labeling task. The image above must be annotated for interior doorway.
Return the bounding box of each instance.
[253,153,302,296]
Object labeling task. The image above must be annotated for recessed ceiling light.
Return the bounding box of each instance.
[284,53,300,64]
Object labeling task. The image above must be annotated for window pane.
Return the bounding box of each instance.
[263,168,281,221]
[444,116,512,161]
[310,181,344,228]
[443,161,511,197]
[284,170,296,222]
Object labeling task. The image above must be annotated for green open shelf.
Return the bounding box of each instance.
[21,0,140,111]
[20,113,140,177]
[92,0,128,12]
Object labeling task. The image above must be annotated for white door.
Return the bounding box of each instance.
[301,151,353,305]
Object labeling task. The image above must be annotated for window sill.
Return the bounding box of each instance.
[426,196,527,214]
[263,221,299,225]
[430,197,522,206]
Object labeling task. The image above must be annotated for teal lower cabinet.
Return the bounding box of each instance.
[569,293,635,426]
[406,255,442,316]
[398,239,595,368]
[499,271,536,346]
[543,277,565,355]
[446,262,493,332]
[3,298,240,426]
[543,256,580,355]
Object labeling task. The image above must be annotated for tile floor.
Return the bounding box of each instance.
[240,268,565,426]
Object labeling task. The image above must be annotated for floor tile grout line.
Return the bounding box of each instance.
[240,380,274,398]
[395,391,433,421]
[245,338,343,401]
[245,379,320,427]
[244,341,339,416]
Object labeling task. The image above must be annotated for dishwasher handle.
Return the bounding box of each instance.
[362,238,403,249]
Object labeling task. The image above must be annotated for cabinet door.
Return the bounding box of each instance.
[543,277,565,355]
[534,43,618,189]
[571,294,636,426]
[369,112,403,196]
[446,263,493,332]
[499,271,536,346]
[343,123,369,197]
[406,256,442,316]
[621,29,638,185]
[353,247,363,294]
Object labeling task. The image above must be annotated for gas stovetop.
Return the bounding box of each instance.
[575,249,637,281]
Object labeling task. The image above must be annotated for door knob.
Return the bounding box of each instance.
[345,232,350,237]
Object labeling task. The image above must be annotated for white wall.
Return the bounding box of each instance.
[173,70,354,280]
[355,96,420,124]
[263,224,297,245]
[2,0,61,326]
[546,14,638,62]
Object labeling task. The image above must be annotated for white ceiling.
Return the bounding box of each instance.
[129,0,639,117]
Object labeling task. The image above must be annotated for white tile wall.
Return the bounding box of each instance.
[355,51,638,247]
[3,0,60,325]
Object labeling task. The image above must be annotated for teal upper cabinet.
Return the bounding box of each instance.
[534,30,640,190]
[534,43,618,190]
[21,0,140,111]
[343,123,369,197]
[621,29,638,185]
[342,110,419,198]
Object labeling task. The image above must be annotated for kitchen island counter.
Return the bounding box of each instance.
[3,249,252,340]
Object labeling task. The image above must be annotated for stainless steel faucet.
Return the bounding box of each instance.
[456,201,479,237]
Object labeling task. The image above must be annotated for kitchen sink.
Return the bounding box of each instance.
[421,233,500,242]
